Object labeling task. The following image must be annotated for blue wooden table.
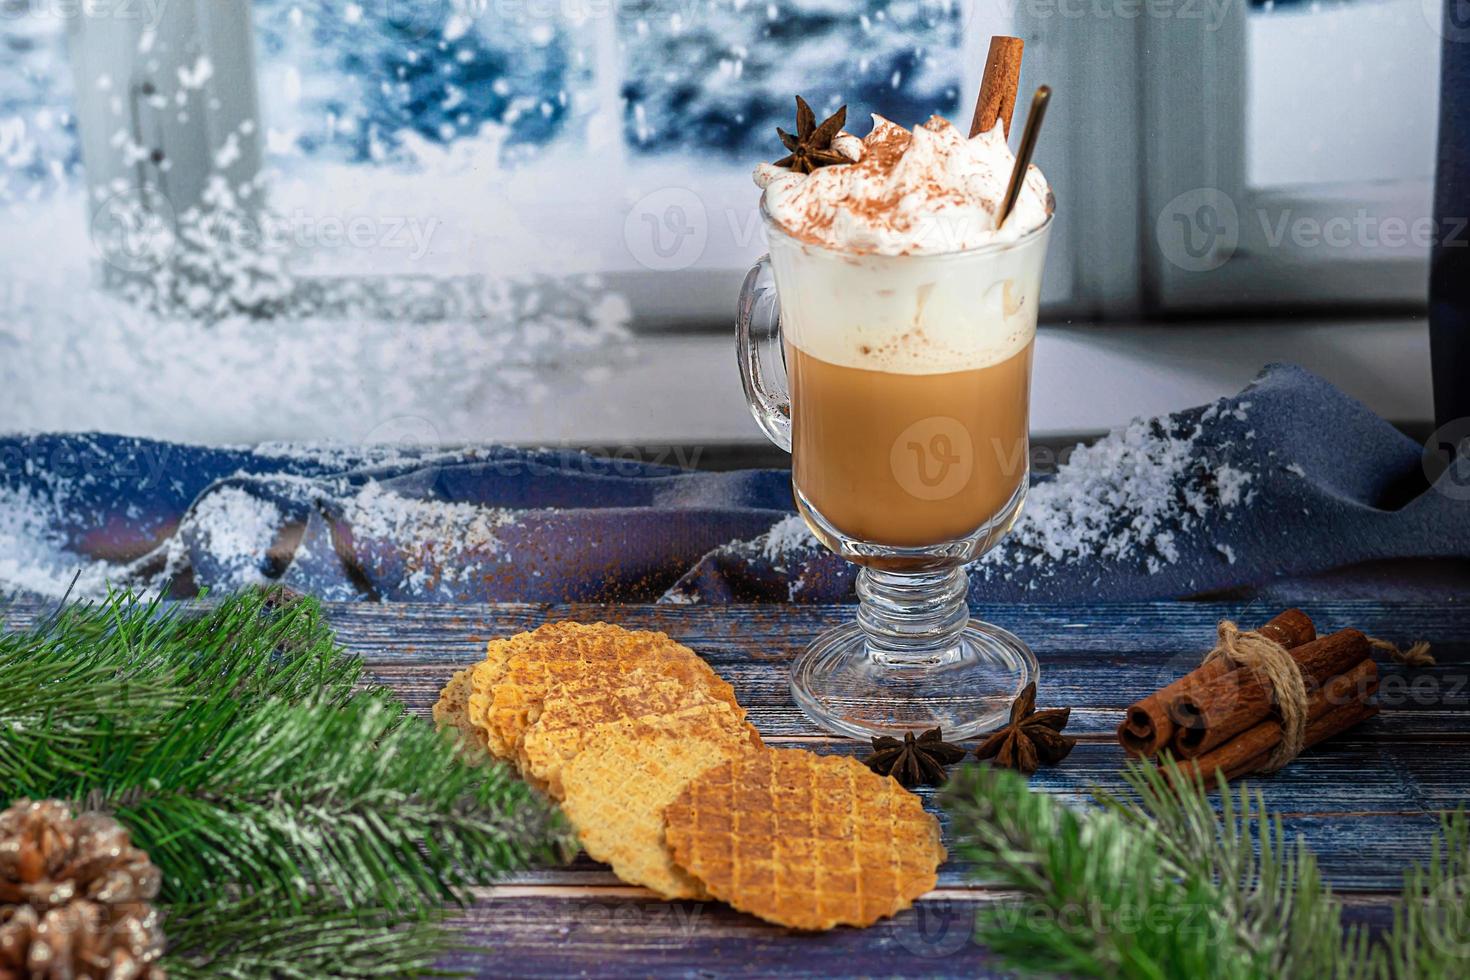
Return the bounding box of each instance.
[300,598,1466,977]
[13,598,1459,976]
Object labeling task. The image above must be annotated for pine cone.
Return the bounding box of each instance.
[0,800,165,979]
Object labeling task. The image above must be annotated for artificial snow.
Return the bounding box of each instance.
[0,444,529,600]
[343,481,516,596]
[345,481,511,557]
[976,417,1254,577]
[754,514,824,601]
[185,486,284,589]
[760,514,819,564]
[0,486,116,599]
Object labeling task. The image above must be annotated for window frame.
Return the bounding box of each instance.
[1139,3,1434,314]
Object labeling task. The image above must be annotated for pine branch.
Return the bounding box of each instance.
[1,588,568,909]
[944,764,1266,979]
[0,585,570,975]
[0,587,364,797]
[1100,759,1377,980]
[1381,809,1470,980]
[946,760,1445,980]
[108,694,567,911]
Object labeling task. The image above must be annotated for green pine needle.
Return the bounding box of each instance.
[161,896,455,979]
[0,585,570,976]
[1382,809,1470,979]
[107,693,566,911]
[1103,758,1368,979]
[944,760,1470,980]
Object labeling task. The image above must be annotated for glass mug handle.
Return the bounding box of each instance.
[736,254,792,452]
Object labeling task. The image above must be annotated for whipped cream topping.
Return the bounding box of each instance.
[756,114,1051,256]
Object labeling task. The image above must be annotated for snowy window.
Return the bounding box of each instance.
[1146,0,1439,310]
[2,1,975,317]
[0,1,984,440]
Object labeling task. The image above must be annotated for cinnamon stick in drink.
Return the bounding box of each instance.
[1169,658,1379,784]
[1169,628,1370,758]
[1117,609,1315,758]
[970,36,1025,138]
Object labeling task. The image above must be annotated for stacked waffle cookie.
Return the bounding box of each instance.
[433,621,945,929]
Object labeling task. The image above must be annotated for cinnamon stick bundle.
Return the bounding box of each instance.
[1168,628,1370,758]
[1168,659,1380,785]
[1116,609,1315,758]
[1118,607,1387,787]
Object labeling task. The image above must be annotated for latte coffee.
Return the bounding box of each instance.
[751,110,1051,559]
[787,340,1032,548]
[765,208,1047,557]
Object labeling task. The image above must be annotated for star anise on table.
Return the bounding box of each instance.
[863,727,967,788]
[774,95,849,174]
[974,683,1077,775]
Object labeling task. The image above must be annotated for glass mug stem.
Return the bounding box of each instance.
[856,567,970,667]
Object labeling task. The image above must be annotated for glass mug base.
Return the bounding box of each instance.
[791,619,1038,741]
[788,483,1036,740]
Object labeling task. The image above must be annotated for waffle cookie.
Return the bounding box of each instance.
[465,631,543,759]
[478,622,741,764]
[558,708,755,899]
[520,665,760,799]
[430,667,488,759]
[663,748,945,930]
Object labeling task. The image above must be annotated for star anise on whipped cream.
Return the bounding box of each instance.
[774,96,848,174]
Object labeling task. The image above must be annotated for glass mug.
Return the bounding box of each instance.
[737,201,1053,739]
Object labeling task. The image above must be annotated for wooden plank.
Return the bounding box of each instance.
[442,891,1016,978]
[502,791,1443,893]
[439,889,1402,978]
[317,601,1470,665]
[5,599,1466,658]
[365,661,1470,740]
[9,599,1459,737]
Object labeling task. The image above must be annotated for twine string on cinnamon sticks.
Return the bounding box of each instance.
[1199,620,1310,773]
[1171,659,1380,786]
[1368,636,1436,667]
[1172,627,1370,759]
